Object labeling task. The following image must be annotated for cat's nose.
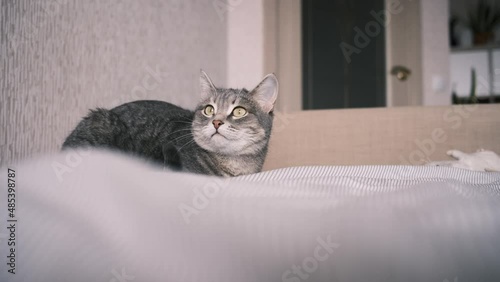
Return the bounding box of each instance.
[212,120,224,129]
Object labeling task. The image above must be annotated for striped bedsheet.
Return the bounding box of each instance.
[1,150,499,282]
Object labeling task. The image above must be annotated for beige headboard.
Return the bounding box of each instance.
[263,104,500,171]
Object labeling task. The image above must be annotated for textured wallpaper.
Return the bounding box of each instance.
[0,0,227,165]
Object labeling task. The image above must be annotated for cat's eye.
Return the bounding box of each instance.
[203,105,215,116]
[232,107,247,118]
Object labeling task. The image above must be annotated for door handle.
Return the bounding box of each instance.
[390,66,411,81]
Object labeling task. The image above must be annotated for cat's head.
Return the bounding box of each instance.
[192,70,278,155]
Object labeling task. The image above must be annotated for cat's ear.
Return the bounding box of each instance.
[200,69,217,99]
[249,73,279,113]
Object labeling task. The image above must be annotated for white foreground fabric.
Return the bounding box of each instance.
[1,150,500,282]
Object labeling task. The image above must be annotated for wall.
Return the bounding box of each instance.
[0,0,227,165]
[226,0,265,89]
[421,0,452,106]
[227,0,302,112]
[267,0,302,112]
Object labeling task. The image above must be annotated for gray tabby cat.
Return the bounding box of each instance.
[62,70,279,177]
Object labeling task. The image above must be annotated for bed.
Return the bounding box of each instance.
[1,105,500,282]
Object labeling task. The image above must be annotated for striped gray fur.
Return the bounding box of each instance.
[62,70,279,176]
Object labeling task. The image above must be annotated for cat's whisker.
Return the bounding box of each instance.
[173,132,193,138]
[165,128,193,134]
[161,131,193,147]
[170,133,194,143]
[178,139,197,152]
[172,120,193,125]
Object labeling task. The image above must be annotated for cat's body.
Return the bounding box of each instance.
[62,71,279,177]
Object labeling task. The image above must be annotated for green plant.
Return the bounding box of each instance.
[452,68,478,105]
[467,0,500,33]
[469,68,477,103]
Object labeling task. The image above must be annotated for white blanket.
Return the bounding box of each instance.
[1,150,500,282]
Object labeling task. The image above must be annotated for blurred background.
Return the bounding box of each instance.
[1,0,499,164]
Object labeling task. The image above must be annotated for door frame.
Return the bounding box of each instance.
[264,0,303,112]
[263,0,430,110]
